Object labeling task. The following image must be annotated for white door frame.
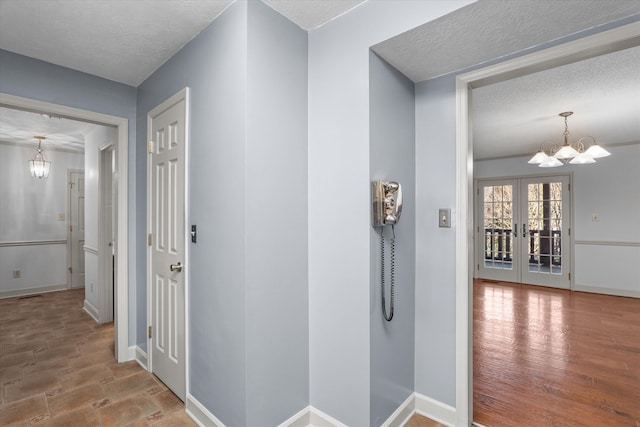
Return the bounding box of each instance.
[455,22,640,426]
[146,87,190,398]
[0,93,130,363]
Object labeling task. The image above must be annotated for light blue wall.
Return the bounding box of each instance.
[307,2,475,425]
[246,1,309,425]
[137,2,248,424]
[0,49,138,343]
[414,74,458,405]
[137,1,308,425]
[369,52,416,425]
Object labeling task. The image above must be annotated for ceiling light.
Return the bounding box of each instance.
[528,112,610,168]
[29,136,51,179]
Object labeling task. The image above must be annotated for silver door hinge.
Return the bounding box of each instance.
[70,224,73,232]
[148,326,152,339]
[477,264,480,271]
[148,234,152,246]
[569,272,571,281]
[68,266,72,273]
[147,140,153,153]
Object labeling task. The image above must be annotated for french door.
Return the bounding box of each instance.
[477,175,571,289]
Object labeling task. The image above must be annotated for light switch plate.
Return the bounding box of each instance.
[439,208,451,228]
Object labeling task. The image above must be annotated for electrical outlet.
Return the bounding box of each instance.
[58,213,65,221]
[13,270,21,278]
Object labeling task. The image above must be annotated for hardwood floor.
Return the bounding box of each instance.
[473,280,640,427]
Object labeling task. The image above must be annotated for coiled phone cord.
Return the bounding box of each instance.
[381,225,395,322]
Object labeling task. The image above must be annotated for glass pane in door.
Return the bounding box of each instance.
[526,181,563,275]
[483,184,513,271]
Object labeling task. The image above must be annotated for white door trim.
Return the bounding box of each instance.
[455,21,640,426]
[0,92,130,363]
[146,87,190,399]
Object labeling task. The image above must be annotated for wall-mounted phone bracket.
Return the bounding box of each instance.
[372,180,403,226]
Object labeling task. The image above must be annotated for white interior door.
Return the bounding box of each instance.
[477,175,571,289]
[99,146,115,323]
[69,171,85,288]
[149,93,187,401]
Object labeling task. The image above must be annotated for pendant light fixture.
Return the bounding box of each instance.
[29,136,51,179]
[528,112,611,168]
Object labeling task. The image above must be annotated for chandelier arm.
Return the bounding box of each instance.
[538,140,557,154]
[577,136,596,146]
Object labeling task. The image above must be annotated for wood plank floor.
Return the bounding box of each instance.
[473,280,640,427]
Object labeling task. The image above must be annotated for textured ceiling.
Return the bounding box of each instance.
[0,0,234,87]
[372,0,640,82]
[262,0,367,30]
[0,107,95,153]
[472,46,640,160]
[0,0,639,158]
[0,0,368,86]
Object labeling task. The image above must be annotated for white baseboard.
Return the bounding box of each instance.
[128,345,148,368]
[0,284,67,299]
[277,406,309,427]
[308,407,349,427]
[181,393,455,427]
[574,283,639,299]
[186,393,226,427]
[83,299,100,322]
[381,393,415,427]
[414,392,456,427]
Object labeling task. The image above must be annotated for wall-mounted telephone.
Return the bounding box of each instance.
[372,180,403,226]
[372,180,403,322]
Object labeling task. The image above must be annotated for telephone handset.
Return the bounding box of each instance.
[372,181,402,322]
[372,181,402,226]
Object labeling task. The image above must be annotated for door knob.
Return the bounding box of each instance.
[169,262,183,272]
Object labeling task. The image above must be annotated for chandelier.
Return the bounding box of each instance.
[528,112,610,168]
[29,136,51,179]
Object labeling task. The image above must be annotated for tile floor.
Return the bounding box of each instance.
[1,289,442,427]
[0,289,195,426]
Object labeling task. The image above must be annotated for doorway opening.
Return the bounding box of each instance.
[0,93,130,362]
[454,22,640,426]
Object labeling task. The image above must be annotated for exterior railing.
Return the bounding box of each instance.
[484,228,561,265]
